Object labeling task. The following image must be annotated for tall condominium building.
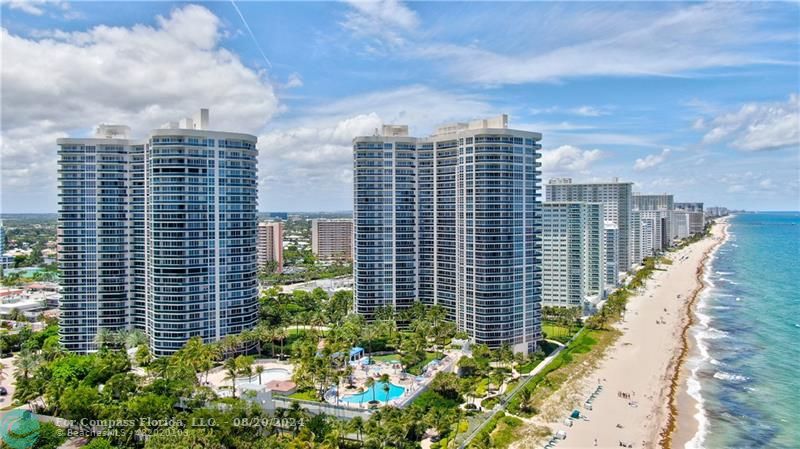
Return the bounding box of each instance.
[353,115,543,353]
[670,209,704,237]
[541,202,604,309]
[675,202,704,213]
[311,219,353,262]
[257,221,283,273]
[640,218,655,259]
[669,211,691,241]
[633,193,674,211]
[603,222,619,289]
[688,212,705,234]
[57,110,259,356]
[0,221,11,268]
[639,210,670,253]
[705,206,728,218]
[546,178,634,272]
[631,210,642,265]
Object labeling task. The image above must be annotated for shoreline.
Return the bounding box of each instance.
[514,220,728,449]
[669,217,731,449]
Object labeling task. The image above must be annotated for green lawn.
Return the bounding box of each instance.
[407,351,440,375]
[491,415,524,449]
[542,322,576,343]
[287,388,318,401]
[371,353,402,363]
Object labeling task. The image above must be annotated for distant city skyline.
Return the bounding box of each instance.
[2,1,798,213]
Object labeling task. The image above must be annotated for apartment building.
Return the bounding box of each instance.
[353,115,543,353]
[257,221,283,273]
[57,109,259,355]
[546,178,634,272]
[311,219,353,262]
[541,202,604,309]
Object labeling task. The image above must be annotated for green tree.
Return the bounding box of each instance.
[59,384,100,424]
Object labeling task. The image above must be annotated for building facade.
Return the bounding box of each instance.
[631,210,642,265]
[669,211,691,241]
[541,202,604,309]
[57,110,259,355]
[354,115,543,353]
[311,219,353,261]
[687,211,705,235]
[603,222,619,289]
[639,209,670,253]
[633,193,674,211]
[546,178,634,273]
[640,218,655,260]
[257,221,283,273]
[674,202,704,213]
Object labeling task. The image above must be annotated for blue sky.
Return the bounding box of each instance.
[1,0,798,212]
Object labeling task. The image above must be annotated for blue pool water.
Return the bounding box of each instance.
[340,381,405,404]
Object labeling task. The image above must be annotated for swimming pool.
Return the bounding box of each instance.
[340,381,405,404]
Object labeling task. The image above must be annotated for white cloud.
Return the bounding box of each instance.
[700,94,799,151]
[541,145,603,174]
[415,4,784,84]
[0,5,279,211]
[285,73,303,88]
[573,106,607,117]
[529,105,610,117]
[257,85,498,211]
[341,0,419,48]
[3,0,81,19]
[758,178,775,190]
[4,0,56,15]
[633,148,672,171]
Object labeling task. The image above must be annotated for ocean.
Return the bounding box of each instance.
[687,212,800,449]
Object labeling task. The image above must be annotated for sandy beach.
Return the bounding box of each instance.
[517,219,729,449]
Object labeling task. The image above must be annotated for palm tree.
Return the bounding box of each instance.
[518,387,533,413]
[361,323,380,358]
[365,377,376,404]
[124,329,148,350]
[323,419,345,449]
[95,328,117,350]
[349,416,365,442]
[275,326,288,360]
[223,358,239,398]
[378,373,391,402]
[219,335,241,359]
[256,365,265,384]
[241,358,254,383]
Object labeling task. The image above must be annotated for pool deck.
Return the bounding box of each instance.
[205,359,294,396]
[329,349,462,409]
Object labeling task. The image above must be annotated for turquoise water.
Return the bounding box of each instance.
[340,381,405,404]
[689,212,800,448]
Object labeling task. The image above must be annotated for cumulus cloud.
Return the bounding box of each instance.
[698,94,799,151]
[634,148,671,171]
[257,85,497,211]
[0,5,280,211]
[541,145,603,174]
